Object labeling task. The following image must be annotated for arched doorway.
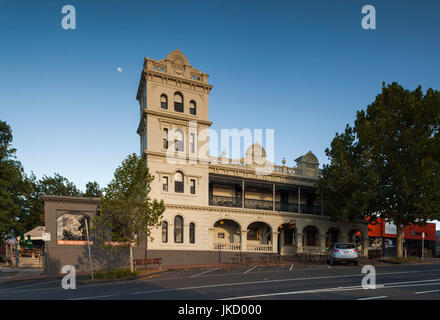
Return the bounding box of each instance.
[303,225,319,248]
[247,221,272,252]
[213,219,241,251]
[278,223,296,255]
[326,228,340,249]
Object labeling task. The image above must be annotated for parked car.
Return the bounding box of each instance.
[327,242,359,265]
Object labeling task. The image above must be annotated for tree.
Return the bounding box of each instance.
[0,121,27,242]
[38,173,82,197]
[92,153,165,271]
[319,82,440,258]
[84,181,102,197]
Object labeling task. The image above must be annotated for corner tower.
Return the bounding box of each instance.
[136,49,213,205]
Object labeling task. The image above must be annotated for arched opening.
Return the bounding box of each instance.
[247,221,272,252]
[162,221,168,243]
[174,215,184,243]
[278,223,296,255]
[174,171,184,193]
[326,227,340,249]
[174,129,184,152]
[160,94,168,109]
[189,222,195,244]
[213,219,241,251]
[174,92,183,112]
[189,100,196,115]
[303,225,319,247]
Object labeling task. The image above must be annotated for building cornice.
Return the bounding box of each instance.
[143,109,213,126]
[42,195,100,204]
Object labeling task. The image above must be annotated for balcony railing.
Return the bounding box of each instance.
[209,195,241,208]
[247,243,272,252]
[244,198,273,210]
[213,242,241,251]
[209,195,323,215]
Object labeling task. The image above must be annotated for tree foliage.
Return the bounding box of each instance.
[319,82,440,257]
[92,153,165,269]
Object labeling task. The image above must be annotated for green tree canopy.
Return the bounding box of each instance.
[92,153,165,271]
[84,181,102,197]
[319,82,440,258]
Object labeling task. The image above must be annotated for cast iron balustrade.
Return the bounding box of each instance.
[275,202,298,213]
[209,195,241,208]
[209,195,323,215]
[244,198,273,210]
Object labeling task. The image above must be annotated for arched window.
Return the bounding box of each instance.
[174,92,183,112]
[189,223,195,243]
[174,171,184,193]
[160,94,168,109]
[174,215,183,243]
[162,221,168,243]
[189,100,196,115]
[174,129,184,152]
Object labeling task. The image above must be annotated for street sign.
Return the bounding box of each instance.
[42,232,51,241]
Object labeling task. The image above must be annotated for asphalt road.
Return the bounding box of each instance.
[1,263,440,300]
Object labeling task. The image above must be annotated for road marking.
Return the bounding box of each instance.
[0,280,59,292]
[190,268,221,278]
[220,279,440,300]
[357,296,387,301]
[326,264,332,270]
[243,266,257,274]
[8,267,440,299]
[289,264,294,272]
[415,289,440,295]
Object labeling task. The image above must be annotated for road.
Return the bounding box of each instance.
[1,263,440,300]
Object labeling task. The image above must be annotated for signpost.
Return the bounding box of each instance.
[42,232,51,274]
[85,218,94,280]
[422,232,425,260]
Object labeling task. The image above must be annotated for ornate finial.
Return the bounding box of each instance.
[282,157,286,166]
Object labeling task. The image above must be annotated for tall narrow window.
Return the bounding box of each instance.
[174,129,184,152]
[190,132,195,153]
[163,128,169,149]
[162,221,168,243]
[174,215,183,243]
[160,94,168,109]
[174,171,184,193]
[189,223,195,243]
[189,101,196,115]
[190,179,196,194]
[162,176,168,191]
[174,92,183,112]
[142,87,146,108]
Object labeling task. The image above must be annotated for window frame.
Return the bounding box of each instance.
[174,171,184,193]
[174,215,184,243]
[162,221,168,243]
[174,92,184,113]
[189,222,195,244]
[160,94,168,110]
[189,100,196,115]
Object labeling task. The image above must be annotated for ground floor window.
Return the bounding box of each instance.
[56,213,90,245]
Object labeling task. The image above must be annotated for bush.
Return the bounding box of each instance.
[93,268,140,280]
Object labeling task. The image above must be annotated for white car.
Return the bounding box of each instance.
[327,242,359,265]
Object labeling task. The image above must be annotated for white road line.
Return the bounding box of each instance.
[190,268,221,278]
[27,268,440,300]
[357,296,387,301]
[326,264,332,270]
[243,266,257,274]
[415,289,440,295]
[0,280,59,292]
[220,279,440,300]
[289,264,294,272]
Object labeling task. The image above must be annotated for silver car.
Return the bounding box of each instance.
[327,242,359,265]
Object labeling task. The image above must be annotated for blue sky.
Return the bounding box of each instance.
[1,1,440,228]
